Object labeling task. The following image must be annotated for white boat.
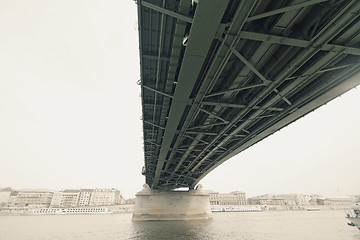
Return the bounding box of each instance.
[306,208,320,211]
[346,203,360,231]
[25,207,112,215]
[211,207,263,212]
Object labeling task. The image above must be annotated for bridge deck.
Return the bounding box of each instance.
[137,0,360,190]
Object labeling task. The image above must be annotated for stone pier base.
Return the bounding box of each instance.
[132,184,212,221]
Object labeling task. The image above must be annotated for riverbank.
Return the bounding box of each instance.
[210,204,353,211]
[0,205,135,216]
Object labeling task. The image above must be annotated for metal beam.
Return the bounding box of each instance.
[151,0,230,188]
[142,85,173,98]
[143,120,165,130]
[184,134,209,145]
[170,149,197,158]
[249,114,277,120]
[150,0,167,152]
[238,31,360,56]
[201,101,284,112]
[186,131,218,136]
[199,108,229,123]
[285,64,351,80]
[273,88,292,106]
[143,103,162,107]
[150,0,192,180]
[246,0,328,22]
[187,122,227,131]
[205,83,265,98]
[144,139,161,147]
[186,131,246,138]
[228,43,272,85]
[143,53,170,61]
[141,0,193,23]
[167,0,258,182]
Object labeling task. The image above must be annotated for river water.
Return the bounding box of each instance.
[0,211,359,240]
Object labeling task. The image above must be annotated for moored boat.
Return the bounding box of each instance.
[346,203,360,231]
[211,207,263,212]
[24,207,112,215]
[306,208,320,211]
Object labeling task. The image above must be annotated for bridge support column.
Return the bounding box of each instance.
[132,184,212,221]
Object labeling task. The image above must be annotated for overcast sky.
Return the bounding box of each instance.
[1,1,359,199]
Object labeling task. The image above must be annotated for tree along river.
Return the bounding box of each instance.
[0,210,359,240]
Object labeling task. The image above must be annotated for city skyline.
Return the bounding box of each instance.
[1,1,359,199]
[2,187,356,214]
[1,186,357,200]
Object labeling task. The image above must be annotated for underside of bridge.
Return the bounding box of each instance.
[137,0,360,190]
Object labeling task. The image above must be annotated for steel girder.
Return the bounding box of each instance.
[137,0,360,190]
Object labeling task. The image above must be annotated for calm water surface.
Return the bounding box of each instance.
[0,210,359,240]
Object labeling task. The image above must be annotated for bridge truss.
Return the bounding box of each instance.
[137,0,360,189]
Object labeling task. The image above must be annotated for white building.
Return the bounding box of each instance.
[0,191,11,207]
[7,188,124,209]
[209,191,247,205]
[275,194,298,206]
[50,192,63,207]
[13,189,54,208]
[8,192,18,207]
[90,188,121,206]
[61,190,80,207]
[323,198,354,207]
[78,189,93,206]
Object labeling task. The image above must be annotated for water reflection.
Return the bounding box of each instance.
[131,219,214,240]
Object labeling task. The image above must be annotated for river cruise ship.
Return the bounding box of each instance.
[211,206,263,212]
[25,207,112,215]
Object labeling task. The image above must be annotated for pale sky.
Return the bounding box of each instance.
[0,1,359,199]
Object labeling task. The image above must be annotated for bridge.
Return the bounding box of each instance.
[133,0,360,220]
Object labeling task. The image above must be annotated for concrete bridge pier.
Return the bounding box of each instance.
[132,184,212,221]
